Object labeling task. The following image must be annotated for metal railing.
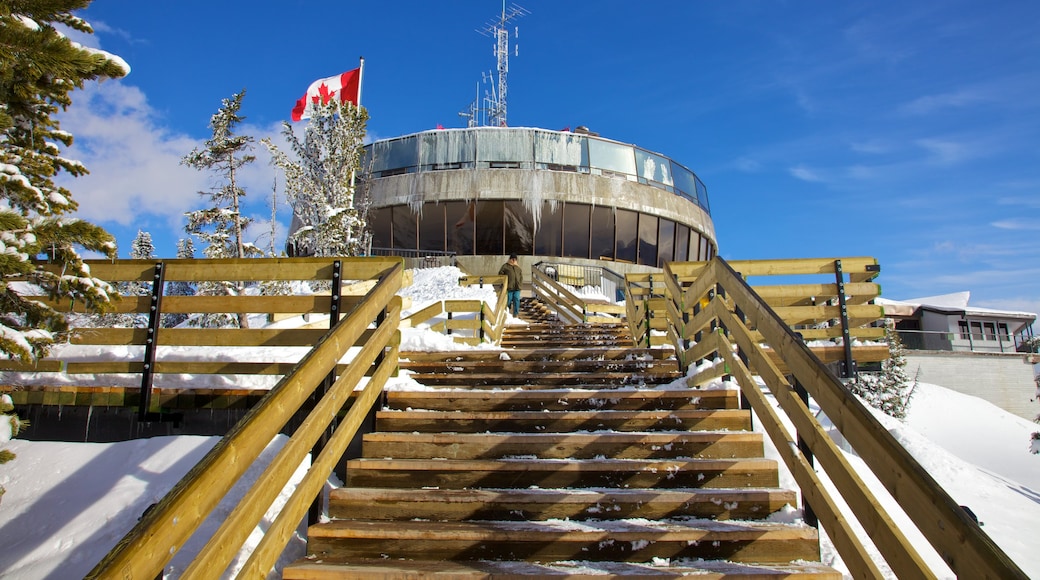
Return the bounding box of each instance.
[531,261,627,323]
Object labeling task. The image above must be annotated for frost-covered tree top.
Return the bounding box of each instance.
[182,89,258,260]
[0,0,128,360]
[130,230,154,260]
[264,100,369,257]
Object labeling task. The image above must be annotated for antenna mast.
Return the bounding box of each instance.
[466,1,528,127]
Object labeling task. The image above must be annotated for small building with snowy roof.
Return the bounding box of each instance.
[879,292,1036,354]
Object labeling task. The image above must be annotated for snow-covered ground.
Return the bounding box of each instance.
[0,266,1038,578]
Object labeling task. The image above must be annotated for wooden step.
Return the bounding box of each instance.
[374,409,752,433]
[344,457,780,489]
[329,487,796,521]
[283,558,843,579]
[399,358,679,374]
[400,347,675,362]
[385,388,739,411]
[362,431,764,460]
[303,519,821,563]
[405,370,680,387]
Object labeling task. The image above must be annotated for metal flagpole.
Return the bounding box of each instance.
[349,56,364,196]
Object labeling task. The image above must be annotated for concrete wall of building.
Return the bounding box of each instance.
[904,351,1038,421]
[367,168,717,245]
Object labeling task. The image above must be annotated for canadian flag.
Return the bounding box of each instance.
[291,67,361,122]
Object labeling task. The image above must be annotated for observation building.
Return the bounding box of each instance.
[361,125,716,275]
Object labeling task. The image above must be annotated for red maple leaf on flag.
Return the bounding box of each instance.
[311,82,338,105]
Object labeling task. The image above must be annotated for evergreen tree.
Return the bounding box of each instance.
[0,393,27,502]
[182,89,259,260]
[846,326,918,419]
[0,1,128,360]
[263,99,369,257]
[182,90,259,328]
[129,229,154,260]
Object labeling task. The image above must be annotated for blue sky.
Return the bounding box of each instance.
[57,1,1040,314]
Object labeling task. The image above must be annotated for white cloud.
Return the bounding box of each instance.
[914,138,969,166]
[57,82,206,227]
[898,88,992,116]
[788,164,824,182]
[991,219,1040,231]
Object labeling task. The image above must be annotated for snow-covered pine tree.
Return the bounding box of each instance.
[0,1,128,361]
[162,238,195,328]
[263,99,370,258]
[846,325,918,419]
[182,89,260,328]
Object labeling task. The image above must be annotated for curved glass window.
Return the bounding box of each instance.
[638,214,658,267]
[421,130,475,170]
[534,131,587,170]
[445,201,474,255]
[478,129,533,167]
[535,202,563,256]
[615,209,638,263]
[636,150,674,191]
[588,138,637,177]
[591,205,614,261]
[370,136,418,174]
[657,218,675,268]
[418,204,445,252]
[364,128,711,215]
[674,224,690,263]
[504,201,534,255]
[391,206,417,251]
[563,203,591,259]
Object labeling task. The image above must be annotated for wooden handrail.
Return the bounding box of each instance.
[402,275,507,346]
[85,260,404,579]
[647,257,1026,578]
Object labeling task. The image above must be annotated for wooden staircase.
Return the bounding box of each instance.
[283,312,841,578]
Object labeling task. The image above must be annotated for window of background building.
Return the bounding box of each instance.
[445,201,474,255]
[675,224,690,262]
[638,214,659,267]
[369,136,419,175]
[563,203,591,259]
[615,209,637,263]
[588,139,637,178]
[478,129,533,169]
[983,322,997,340]
[391,206,417,251]
[534,131,587,171]
[998,323,1010,342]
[504,201,534,256]
[590,206,614,261]
[699,234,710,261]
[418,204,446,252]
[636,149,674,191]
[657,219,675,268]
[421,130,475,170]
[970,321,983,340]
[473,200,504,255]
[535,202,563,256]
[369,207,391,249]
[958,320,970,339]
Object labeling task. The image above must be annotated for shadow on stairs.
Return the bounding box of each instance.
[283,316,841,578]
